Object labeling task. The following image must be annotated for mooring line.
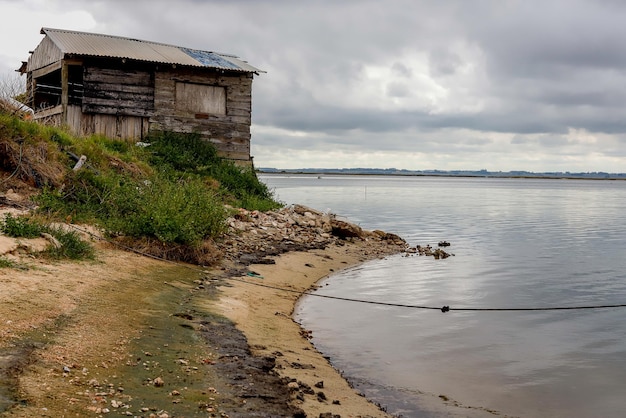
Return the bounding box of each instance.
[65,223,626,314]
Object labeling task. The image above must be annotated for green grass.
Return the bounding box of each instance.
[146,131,280,209]
[42,225,94,260]
[0,256,17,268]
[0,214,94,261]
[1,213,45,238]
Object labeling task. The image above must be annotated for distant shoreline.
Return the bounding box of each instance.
[258,170,626,181]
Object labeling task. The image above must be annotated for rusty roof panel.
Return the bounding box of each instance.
[39,28,262,73]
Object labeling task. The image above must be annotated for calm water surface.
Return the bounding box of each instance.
[260,174,626,418]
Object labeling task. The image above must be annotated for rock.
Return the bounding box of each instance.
[292,204,323,217]
[4,189,24,202]
[219,203,409,267]
[330,219,362,239]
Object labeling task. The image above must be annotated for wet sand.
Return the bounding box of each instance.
[212,242,398,417]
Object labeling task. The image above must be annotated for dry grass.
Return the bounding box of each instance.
[111,236,224,266]
[0,135,67,189]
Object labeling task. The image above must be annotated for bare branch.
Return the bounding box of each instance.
[0,72,30,116]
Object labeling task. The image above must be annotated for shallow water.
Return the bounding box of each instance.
[261,174,626,418]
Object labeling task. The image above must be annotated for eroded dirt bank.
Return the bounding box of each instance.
[0,196,418,417]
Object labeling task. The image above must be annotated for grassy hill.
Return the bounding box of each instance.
[0,110,280,264]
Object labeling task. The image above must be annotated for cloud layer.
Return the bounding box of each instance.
[2,0,626,171]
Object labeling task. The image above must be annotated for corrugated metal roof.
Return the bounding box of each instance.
[40,27,263,73]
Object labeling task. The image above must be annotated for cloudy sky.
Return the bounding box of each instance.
[2,0,626,172]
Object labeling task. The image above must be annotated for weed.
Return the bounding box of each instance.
[104,174,227,245]
[0,213,93,261]
[0,256,29,270]
[42,226,94,260]
[0,256,16,268]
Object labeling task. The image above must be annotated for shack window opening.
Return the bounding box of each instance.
[33,66,83,110]
[175,82,226,116]
[33,70,61,110]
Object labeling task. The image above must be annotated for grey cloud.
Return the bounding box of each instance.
[7,0,626,171]
[428,49,462,76]
[386,81,412,98]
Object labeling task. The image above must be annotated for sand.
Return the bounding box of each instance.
[0,225,397,417]
[212,242,396,417]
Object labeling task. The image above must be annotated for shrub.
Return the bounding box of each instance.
[0,214,93,260]
[0,256,16,268]
[104,173,227,245]
[1,213,45,238]
[146,131,280,210]
[43,225,94,260]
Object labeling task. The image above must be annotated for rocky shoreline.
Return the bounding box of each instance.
[219,204,407,266]
[218,203,451,268]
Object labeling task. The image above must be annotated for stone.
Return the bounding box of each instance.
[330,219,362,239]
[292,204,322,216]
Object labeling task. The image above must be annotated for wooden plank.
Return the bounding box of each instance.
[83,103,154,118]
[31,61,62,79]
[83,89,154,105]
[82,96,153,108]
[84,67,152,86]
[226,108,251,118]
[33,104,62,119]
[84,83,154,95]
[61,61,69,123]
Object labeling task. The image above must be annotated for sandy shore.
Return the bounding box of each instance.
[0,199,405,417]
[213,242,398,418]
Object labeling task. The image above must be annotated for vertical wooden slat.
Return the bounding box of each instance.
[61,61,69,124]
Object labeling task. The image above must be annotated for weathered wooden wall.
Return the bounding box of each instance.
[34,105,149,139]
[83,65,154,118]
[27,36,63,73]
[69,105,149,139]
[151,68,253,162]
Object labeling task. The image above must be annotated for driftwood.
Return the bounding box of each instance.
[72,155,87,171]
[41,232,62,249]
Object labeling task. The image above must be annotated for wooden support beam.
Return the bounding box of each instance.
[61,60,69,123]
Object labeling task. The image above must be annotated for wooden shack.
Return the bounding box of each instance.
[18,28,263,163]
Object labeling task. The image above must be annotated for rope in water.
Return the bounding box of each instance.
[64,223,626,314]
[229,277,626,313]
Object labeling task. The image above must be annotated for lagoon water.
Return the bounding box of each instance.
[260,174,626,418]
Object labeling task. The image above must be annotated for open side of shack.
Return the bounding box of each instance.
[18,27,263,163]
